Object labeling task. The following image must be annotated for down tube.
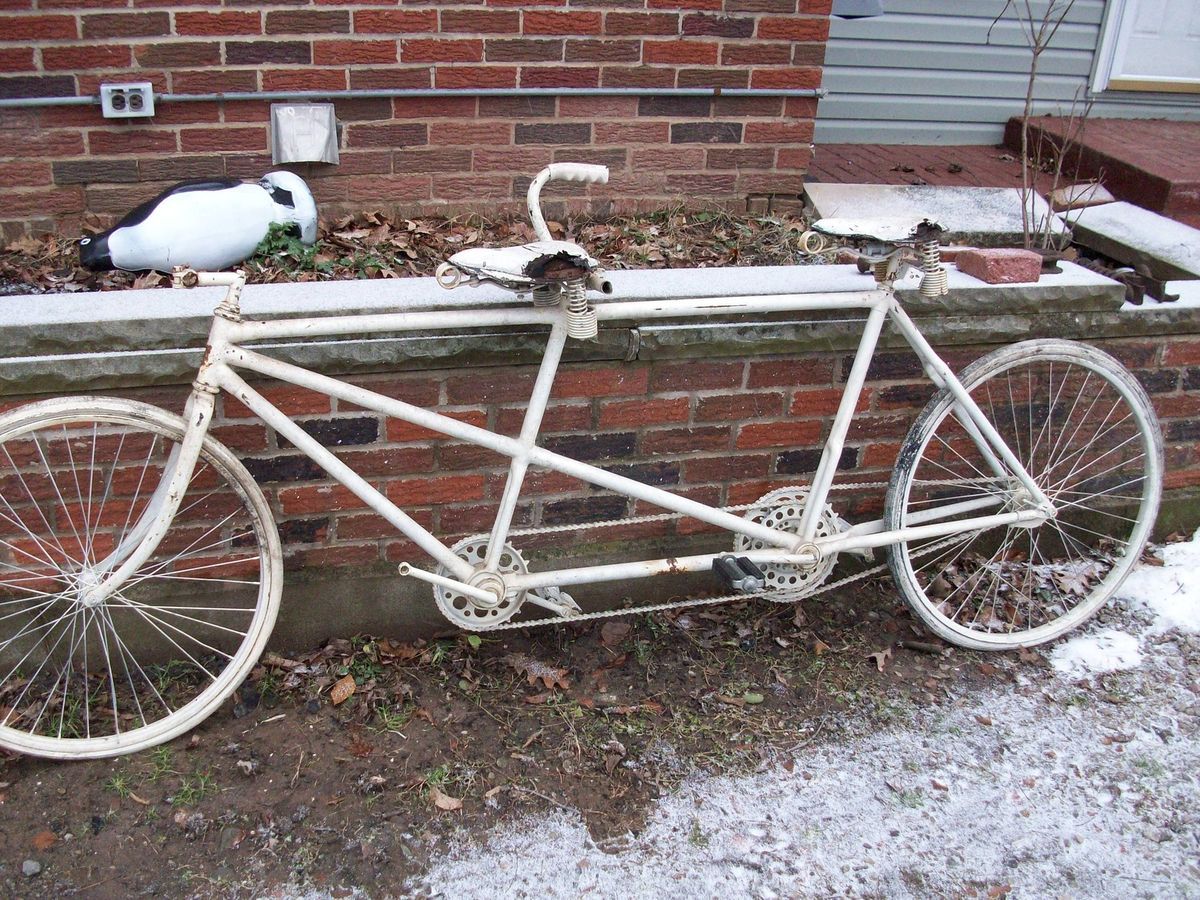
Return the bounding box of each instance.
[211,363,473,581]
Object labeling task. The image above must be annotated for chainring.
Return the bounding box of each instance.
[434,536,527,630]
[734,487,838,601]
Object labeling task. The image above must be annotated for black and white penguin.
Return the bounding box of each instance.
[79,171,317,273]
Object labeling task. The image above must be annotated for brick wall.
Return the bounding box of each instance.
[0,1,830,238]
[11,333,1190,583]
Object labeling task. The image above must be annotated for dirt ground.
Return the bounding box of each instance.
[0,577,1017,898]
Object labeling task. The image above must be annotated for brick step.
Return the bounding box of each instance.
[1004,117,1200,220]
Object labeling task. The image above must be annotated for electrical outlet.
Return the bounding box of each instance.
[99,83,155,119]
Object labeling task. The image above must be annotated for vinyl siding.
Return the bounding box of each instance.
[816,0,1200,144]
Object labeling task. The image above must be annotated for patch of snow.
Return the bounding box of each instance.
[1118,527,1200,634]
[1049,628,1142,678]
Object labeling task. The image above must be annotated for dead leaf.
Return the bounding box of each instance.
[506,654,570,691]
[31,830,56,851]
[810,638,830,656]
[429,785,462,811]
[599,621,631,647]
[868,647,893,672]
[975,714,993,726]
[329,674,356,706]
[261,652,301,670]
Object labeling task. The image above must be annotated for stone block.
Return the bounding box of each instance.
[1049,182,1114,211]
[956,248,1042,284]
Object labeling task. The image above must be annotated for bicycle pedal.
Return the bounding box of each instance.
[712,555,767,594]
[525,585,582,618]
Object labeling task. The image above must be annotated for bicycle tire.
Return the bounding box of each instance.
[0,397,282,759]
[885,340,1162,650]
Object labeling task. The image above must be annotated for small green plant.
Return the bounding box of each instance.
[374,702,413,735]
[250,222,323,273]
[894,788,925,809]
[104,771,133,798]
[148,746,175,782]
[688,819,710,848]
[173,769,217,807]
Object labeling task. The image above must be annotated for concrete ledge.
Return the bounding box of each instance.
[0,262,1133,395]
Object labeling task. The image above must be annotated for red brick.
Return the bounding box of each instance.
[180,126,266,153]
[432,174,512,199]
[681,13,754,37]
[173,69,259,94]
[790,387,868,417]
[265,10,349,34]
[497,402,591,434]
[652,361,743,391]
[431,120,511,145]
[649,0,723,8]
[41,45,132,70]
[285,545,380,570]
[354,10,439,34]
[601,66,677,88]
[0,48,34,72]
[0,14,76,40]
[748,359,836,388]
[278,484,368,516]
[2,186,83,217]
[262,69,349,93]
[400,39,480,63]
[435,66,519,89]
[314,40,398,66]
[473,147,554,171]
[757,16,829,41]
[210,424,269,454]
[559,96,638,119]
[175,11,261,36]
[1163,341,1200,367]
[695,391,784,421]
[644,40,718,65]
[392,148,473,173]
[337,509,433,541]
[487,39,564,63]
[0,160,50,187]
[336,446,436,477]
[685,453,770,481]
[393,96,477,119]
[345,174,431,200]
[736,420,823,449]
[386,474,486,506]
[721,43,791,66]
[641,425,730,454]
[82,12,169,39]
[88,130,178,155]
[634,146,705,170]
[1153,394,1200,419]
[706,147,775,169]
[387,409,489,443]
[135,42,221,69]
[599,397,690,428]
[565,39,641,63]
[956,249,1042,285]
[605,12,680,35]
[350,68,434,90]
[346,122,428,148]
[750,67,822,90]
[521,66,599,88]
[523,10,602,34]
[441,9,519,33]
[222,386,331,419]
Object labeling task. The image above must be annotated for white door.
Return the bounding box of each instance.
[1094,0,1200,93]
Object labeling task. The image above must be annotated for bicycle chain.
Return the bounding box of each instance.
[470,481,977,632]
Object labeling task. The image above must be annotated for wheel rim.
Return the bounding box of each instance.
[0,403,278,757]
[891,348,1160,648]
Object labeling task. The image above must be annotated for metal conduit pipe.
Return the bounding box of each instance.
[0,85,824,109]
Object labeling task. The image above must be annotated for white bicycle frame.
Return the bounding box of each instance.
[87,269,1054,608]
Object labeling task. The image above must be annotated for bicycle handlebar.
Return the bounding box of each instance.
[527,163,610,242]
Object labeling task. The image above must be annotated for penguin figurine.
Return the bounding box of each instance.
[79,171,317,273]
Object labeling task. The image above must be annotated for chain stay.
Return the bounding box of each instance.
[465,482,980,632]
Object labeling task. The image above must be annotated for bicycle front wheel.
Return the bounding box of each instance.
[0,398,282,759]
[886,340,1162,650]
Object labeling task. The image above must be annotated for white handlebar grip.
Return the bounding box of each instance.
[547,163,609,184]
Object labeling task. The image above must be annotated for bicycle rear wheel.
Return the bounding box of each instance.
[0,398,281,758]
[885,340,1162,650]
